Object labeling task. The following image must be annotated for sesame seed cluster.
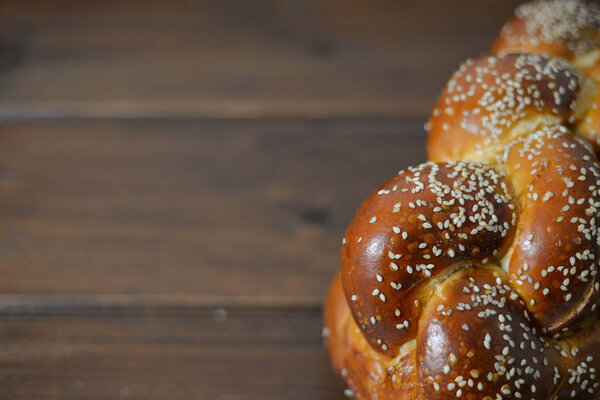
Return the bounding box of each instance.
[491,0,600,148]
[342,161,517,354]
[418,267,598,400]
[427,53,581,162]
[501,125,600,333]
[324,1,600,400]
[501,0,600,55]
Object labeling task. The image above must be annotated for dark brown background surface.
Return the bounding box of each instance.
[0,0,522,398]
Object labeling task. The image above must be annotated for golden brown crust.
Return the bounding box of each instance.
[415,266,600,400]
[578,95,600,148]
[427,54,580,163]
[491,0,600,61]
[325,273,418,400]
[341,161,516,356]
[502,126,600,332]
[416,266,555,400]
[325,267,600,400]
[325,1,600,399]
[490,0,600,155]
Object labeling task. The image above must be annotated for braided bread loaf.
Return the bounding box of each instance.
[323,1,600,399]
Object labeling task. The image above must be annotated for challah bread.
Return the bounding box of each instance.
[323,1,600,399]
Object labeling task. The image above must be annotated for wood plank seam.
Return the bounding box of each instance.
[0,101,430,121]
[0,295,324,316]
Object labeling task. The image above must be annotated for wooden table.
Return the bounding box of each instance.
[0,1,522,398]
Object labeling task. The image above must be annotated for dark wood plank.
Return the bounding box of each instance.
[0,120,426,298]
[0,0,522,119]
[0,310,343,399]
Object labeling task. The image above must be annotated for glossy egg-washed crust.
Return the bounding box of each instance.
[324,1,600,399]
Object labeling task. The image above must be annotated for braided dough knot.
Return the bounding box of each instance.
[325,2,600,399]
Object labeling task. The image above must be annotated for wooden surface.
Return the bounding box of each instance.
[0,0,522,398]
[0,120,425,298]
[0,309,341,400]
[0,0,521,119]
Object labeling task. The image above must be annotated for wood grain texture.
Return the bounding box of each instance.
[0,311,344,400]
[0,2,532,398]
[0,120,426,297]
[0,0,522,119]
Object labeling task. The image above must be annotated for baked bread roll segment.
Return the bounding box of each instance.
[324,1,600,399]
[491,0,600,151]
[341,160,517,357]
